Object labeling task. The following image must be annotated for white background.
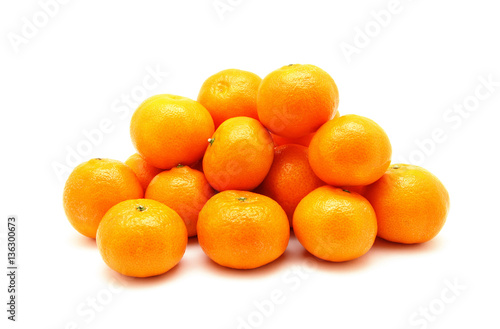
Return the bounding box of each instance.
[1,0,499,328]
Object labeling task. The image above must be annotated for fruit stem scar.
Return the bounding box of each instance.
[176,164,185,168]
[237,197,247,202]
[342,189,351,193]
[392,165,400,169]
[136,205,147,212]
[208,138,215,146]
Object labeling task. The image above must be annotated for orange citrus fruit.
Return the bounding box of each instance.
[63,158,143,239]
[130,94,214,169]
[255,144,324,226]
[293,186,377,262]
[309,114,392,186]
[145,165,216,237]
[203,116,274,191]
[197,190,290,269]
[257,64,339,138]
[125,153,163,190]
[197,69,262,128]
[96,199,187,277]
[364,164,450,244]
[270,111,340,147]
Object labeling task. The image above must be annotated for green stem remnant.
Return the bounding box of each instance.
[136,205,147,212]
[392,165,400,169]
[208,138,215,146]
[237,197,247,202]
[176,164,185,168]
[342,189,351,193]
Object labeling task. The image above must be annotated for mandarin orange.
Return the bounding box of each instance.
[145,165,216,237]
[197,191,289,269]
[97,199,187,277]
[125,153,163,190]
[197,69,261,128]
[364,164,450,244]
[293,186,377,262]
[130,94,214,169]
[255,144,324,226]
[309,114,392,186]
[257,64,339,138]
[203,117,274,191]
[63,158,143,239]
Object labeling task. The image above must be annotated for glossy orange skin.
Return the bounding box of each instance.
[63,158,143,239]
[145,166,216,237]
[257,64,339,138]
[203,117,274,191]
[197,191,290,269]
[271,111,340,147]
[364,164,450,244]
[293,186,377,262]
[197,69,262,128]
[309,114,392,186]
[125,153,163,190]
[130,94,214,169]
[96,199,187,277]
[255,144,325,226]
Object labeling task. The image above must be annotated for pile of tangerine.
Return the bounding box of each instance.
[63,64,450,278]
